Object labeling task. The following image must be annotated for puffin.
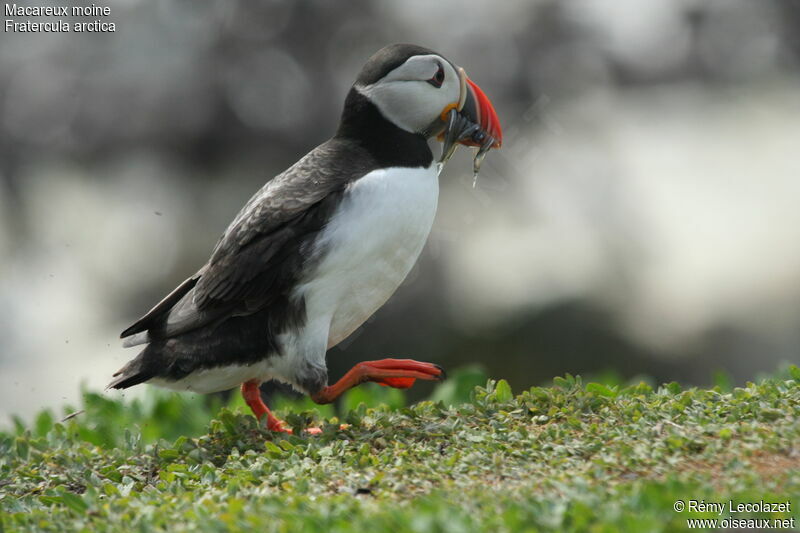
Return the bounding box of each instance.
[108,43,502,433]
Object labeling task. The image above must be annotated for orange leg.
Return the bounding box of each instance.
[241,380,322,435]
[241,380,292,433]
[311,358,445,404]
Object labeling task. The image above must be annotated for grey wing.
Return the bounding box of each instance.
[120,140,364,343]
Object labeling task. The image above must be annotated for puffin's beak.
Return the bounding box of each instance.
[456,70,502,149]
[438,67,502,175]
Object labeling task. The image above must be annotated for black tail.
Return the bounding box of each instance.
[106,350,155,390]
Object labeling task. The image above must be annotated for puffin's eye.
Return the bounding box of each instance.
[428,64,445,88]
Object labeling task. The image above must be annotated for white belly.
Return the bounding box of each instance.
[299,164,439,348]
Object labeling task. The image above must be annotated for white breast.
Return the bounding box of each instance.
[299,164,439,348]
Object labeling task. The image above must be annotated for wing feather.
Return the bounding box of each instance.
[120,139,374,343]
[120,275,199,338]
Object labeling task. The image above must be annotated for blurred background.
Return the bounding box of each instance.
[2,0,799,421]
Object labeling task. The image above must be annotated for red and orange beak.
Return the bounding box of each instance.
[458,74,502,148]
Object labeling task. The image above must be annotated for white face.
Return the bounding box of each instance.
[355,54,462,135]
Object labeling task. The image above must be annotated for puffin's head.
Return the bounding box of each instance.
[353,44,502,161]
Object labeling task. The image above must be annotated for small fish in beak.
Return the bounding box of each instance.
[438,108,499,184]
[436,70,502,186]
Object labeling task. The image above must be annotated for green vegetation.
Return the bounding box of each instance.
[2,367,799,532]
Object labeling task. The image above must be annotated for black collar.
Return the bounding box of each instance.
[335,88,433,169]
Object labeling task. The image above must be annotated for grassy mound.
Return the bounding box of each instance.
[2,368,799,532]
